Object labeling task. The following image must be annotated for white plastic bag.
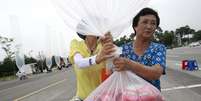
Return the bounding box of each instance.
[52,0,150,38]
[106,46,122,70]
[85,71,164,101]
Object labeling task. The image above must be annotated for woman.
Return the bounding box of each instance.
[113,7,166,91]
[69,30,114,100]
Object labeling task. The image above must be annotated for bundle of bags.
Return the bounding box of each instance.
[85,71,164,101]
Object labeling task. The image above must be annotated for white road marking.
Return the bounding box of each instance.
[162,84,201,91]
[13,79,66,101]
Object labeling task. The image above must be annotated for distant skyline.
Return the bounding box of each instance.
[0,0,201,61]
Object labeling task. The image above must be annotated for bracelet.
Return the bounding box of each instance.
[89,58,92,65]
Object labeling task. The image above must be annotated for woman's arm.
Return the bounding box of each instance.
[74,37,116,68]
[113,57,163,80]
[126,59,163,80]
[74,53,97,68]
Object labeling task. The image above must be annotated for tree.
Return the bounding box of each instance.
[0,57,17,77]
[193,30,201,41]
[36,51,46,73]
[0,36,15,59]
[0,35,17,77]
[24,55,37,64]
[114,34,133,46]
[155,27,163,36]
[175,25,195,44]
[160,31,174,48]
[154,26,163,42]
[129,33,136,40]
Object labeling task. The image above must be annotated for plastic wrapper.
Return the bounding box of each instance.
[85,71,164,101]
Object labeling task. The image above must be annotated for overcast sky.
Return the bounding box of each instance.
[0,0,201,61]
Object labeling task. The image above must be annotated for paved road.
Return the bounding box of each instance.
[0,68,76,101]
[161,46,201,101]
[0,46,200,101]
[161,69,201,101]
[167,46,201,64]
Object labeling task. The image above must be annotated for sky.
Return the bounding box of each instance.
[0,0,201,61]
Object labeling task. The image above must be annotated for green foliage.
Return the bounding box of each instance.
[175,25,195,44]
[114,34,133,46]
[161,31,174,47]
[153,27,164,43]
[0,36,16,77]
[0,57,17,77]
[114,25,198,48]
[193,30,201,41]
[24,55,37,64]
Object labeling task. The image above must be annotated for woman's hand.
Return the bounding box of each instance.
[96,32,115,64]
[100,32,113,45]
[96,42,115,64]
[113,57,130,71]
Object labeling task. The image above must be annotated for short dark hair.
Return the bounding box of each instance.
[132,7,160,28]
[77,32,86,40]
[77,32,99,40]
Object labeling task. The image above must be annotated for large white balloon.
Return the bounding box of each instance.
[52,0,150,38]
[62,57,68,66]
[54,56,61,67]
[46,57,52,69]
[15,50,25,72]
[10,15,26,72]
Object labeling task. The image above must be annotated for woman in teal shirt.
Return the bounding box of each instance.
[113,7,166,91]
